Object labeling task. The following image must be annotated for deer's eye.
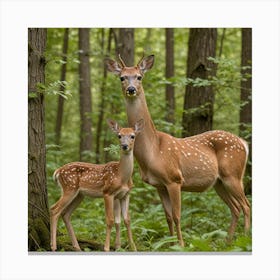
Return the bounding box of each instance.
[118,134,121,139]
[137,76,142,81]
[130,135,135,139]
[120,76,125,82]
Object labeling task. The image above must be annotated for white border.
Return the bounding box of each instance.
[1,0,279,279]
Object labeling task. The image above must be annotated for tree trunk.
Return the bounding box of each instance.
[239,28,252,194]
[95,28,113,163]
[165,28,175,125]
[103,28,135,161]
[78,28,93,161]
[182,28,217,137]
[28,28,50,251]
[55,28,69,145]
[218,28,226,58]
[118,28,134,66]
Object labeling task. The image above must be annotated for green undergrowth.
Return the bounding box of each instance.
[47,169,252,253]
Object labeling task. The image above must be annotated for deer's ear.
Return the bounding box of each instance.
[105,58,122,75]
[107,119,120,134]
[137,55,154,73]
[134,119,145,134]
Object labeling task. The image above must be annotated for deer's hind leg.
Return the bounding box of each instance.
[61,193,84,251]
[214,177,250,242]
[50,190,79,251]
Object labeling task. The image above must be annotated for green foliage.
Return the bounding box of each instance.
[103,144,119,156]
[45,80,71,99]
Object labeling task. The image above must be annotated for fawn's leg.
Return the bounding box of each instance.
[62,193,84,251]
[114,199,121,250]
[104,194,114,252]
[121,194,136,251]
[50,190,78,251]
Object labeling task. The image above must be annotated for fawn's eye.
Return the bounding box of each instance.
[120,76,125,82]
[118,134,121,139]
[130,135,135,139]
[137,76,142,81]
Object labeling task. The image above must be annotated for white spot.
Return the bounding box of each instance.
[187,152,191,156]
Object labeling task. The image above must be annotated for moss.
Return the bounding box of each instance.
[56,235,105,252]
[28,218,50,251]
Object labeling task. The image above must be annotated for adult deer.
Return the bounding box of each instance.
[50,119,144,252]
[105,54,251,247]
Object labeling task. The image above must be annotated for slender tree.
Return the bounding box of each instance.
[182,28,217,137]
[239,28,252,194]
[78,28,93,161]
[28,28,50,250]
[165,28,175,125]
[101,28,135,162]
[218,28,226,58]
[118,28,134,65]
[95,28,113,163]
[55,28,69,145]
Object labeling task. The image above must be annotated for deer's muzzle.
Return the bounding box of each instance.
[126,86,137,96]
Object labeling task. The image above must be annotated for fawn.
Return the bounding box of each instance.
[50,119,144,252]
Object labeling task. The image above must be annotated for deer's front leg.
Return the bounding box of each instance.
[121,194,137,251]
[157,187,174,237]
[166,183,184,247]
[114,199,121,250]
[104,194,114,252]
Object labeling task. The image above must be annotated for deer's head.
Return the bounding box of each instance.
[107,119,144,153]
[105,55,154,99]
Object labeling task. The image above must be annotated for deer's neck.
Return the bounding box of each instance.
[125,88,159,161]
[119,151,134,184]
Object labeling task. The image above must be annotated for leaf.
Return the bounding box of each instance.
[28,92,38,99]
[190,238,212,251]
[152,236,179,251]
[202,229,228,240]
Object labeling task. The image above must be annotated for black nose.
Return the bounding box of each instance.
[127,86,136,95]
[122,144,128,150]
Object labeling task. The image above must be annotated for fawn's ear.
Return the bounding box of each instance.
[134,119,145,134]
[105,58,122,75]
[137,55,154,73]
[107,119,120,134]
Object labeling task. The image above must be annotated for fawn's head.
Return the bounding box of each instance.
[107,119,144,153]
[105,55,154,99]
